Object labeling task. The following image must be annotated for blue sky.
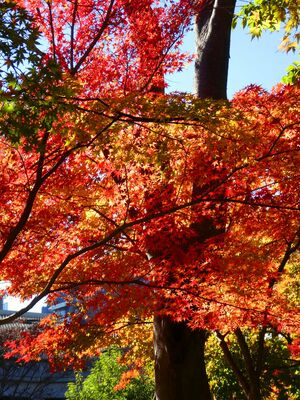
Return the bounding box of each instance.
[6,22,298,313]
[167,24,297,96]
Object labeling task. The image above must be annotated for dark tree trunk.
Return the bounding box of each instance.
[154,317,211,400]
[195,0,236,99]
[154,1,236,399]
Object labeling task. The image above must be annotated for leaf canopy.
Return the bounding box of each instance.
[0,0,299,370]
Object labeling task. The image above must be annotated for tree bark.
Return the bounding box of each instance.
[154,1,236,399]
[154,317,211,400]
[195,0,236,99]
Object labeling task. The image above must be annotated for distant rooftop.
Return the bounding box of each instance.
[0,309,48,324]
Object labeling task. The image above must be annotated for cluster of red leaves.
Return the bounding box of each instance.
[288,338,300,360]
[17,0,196,94]
[1,83,299,368]
[1,0,299,369]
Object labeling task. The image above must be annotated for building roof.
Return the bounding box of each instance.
[0,309,47,324]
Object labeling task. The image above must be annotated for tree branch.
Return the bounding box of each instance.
[70,0,78,71]
[235,327,259,393]
[0,131,49,263]
[72,0,115,75]
[216,331,250,394]
[47,1,57,61]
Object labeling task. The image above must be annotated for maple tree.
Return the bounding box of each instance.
[0,1,299,400]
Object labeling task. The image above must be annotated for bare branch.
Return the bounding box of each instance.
[47,1,57,61]
[72,0,115,74]
[216,331,250,393]
[70,0,78,71]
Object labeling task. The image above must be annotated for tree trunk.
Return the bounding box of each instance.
[195,0,236,99]
[154,317,211,400]
[247,388,261,400]
[154,1,236,399]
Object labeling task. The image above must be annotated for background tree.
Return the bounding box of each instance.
[66,348,154,400]
[206,330,300,400]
